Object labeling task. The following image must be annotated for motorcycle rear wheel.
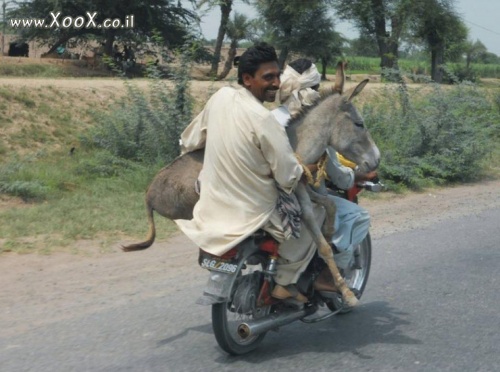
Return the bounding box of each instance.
[211,256,270,355]
[327,232,372,313]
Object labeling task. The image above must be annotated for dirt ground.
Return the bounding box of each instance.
[0,74,379,104]
[0,179,499,337]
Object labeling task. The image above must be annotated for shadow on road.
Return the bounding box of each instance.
[156,323,213,346]
[214,300,421,363]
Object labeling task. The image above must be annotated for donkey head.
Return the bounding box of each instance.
[327,79,380,173]
[288,61,380,172]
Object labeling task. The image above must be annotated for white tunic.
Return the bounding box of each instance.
[176,87,303,256]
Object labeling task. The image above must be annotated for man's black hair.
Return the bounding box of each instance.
[288,58,313,75]
[237,42,278,85]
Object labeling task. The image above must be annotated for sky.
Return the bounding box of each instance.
[191,0,500,56]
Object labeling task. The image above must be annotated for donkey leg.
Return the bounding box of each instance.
[296,185,358,307]
[306,187,336,242]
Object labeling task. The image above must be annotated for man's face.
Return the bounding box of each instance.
[242,61,280,103]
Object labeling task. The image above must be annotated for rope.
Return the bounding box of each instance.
[295,153,314,184]
[314,153,328,188]
[295,152,328,188]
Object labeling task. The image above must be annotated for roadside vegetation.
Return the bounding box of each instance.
[1,55,499,254]
[327,57,500,80]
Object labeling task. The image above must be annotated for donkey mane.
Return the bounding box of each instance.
[287,87,341,127]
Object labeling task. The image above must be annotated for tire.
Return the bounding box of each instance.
[211,256,270,355]
[327,232,372,313]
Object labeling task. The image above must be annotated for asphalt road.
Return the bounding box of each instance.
[1,208,499,372]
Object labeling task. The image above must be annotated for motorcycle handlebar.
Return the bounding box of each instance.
[356,179,384,192]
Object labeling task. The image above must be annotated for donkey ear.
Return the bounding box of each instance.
[333,61,346,94]
[344,79,369,102]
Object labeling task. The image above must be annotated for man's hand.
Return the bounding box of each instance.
[354,170,378,183]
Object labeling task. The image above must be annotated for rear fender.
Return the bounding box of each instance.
[196,238,261,305]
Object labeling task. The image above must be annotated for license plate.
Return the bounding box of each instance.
[199,251,239,274]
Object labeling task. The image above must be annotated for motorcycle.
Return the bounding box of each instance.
[196,178,383,355]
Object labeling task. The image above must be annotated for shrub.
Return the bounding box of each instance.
[82,44,193,165]
[442,65,478,84]
[73,151,140,178]
[364,81,500,189]
[0,180,49,201]
[0,157,50,200]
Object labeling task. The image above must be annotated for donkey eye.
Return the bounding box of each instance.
[354,122,365,128]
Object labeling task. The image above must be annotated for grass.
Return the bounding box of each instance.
[0,59,111,78]
[0,84,121,155]
[1,62,499,255]
[0,78,138,254]
[330,56,500,79]
[0,150,177,254]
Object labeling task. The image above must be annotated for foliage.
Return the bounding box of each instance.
[0,149,142,201]
[287,3,344,76]
[197,0,249,76]
[479,52,500,65]
[8,0,198,55]
[442,64,478,84]
[364,79,500,189]
[327,56,500,79]
[255,0,333,67]
[346,33,379,58]
[217,12,252,80]
[411,0,467,82]
[81,44,193,165]
[331,0,416,73]
[0,154,174,253]
[463,39,488,69]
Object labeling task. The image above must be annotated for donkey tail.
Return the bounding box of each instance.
[122,204,156,252]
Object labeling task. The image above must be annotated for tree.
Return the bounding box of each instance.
[255,0,331,68]
[198,0,249,77]
[8,0,198,55]
[284,4,344,80]
[479,51,500,65]
[463,39,487,69]
[331,0,417,76]
[217,12,251,80]
[412,0,467,82]
[347,33,379,57]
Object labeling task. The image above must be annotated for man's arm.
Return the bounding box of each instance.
[180,109,208,155]
[325,147,355,190]
[258,115,303,194]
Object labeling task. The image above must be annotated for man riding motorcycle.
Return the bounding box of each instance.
[175,43,335,304]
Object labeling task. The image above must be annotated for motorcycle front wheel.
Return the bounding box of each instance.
[211,255,271,355]
[327,232,372,313]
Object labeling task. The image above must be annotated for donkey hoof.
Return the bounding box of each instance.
[343,291,359,307]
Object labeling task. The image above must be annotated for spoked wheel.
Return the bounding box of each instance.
[327,232,372,313]
[211,256,271,355]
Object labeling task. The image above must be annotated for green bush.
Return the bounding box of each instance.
[82,47,193,165]
[365,81,500,189]
[0,180,49,200]
[442,65,478,84]
[73,151,141,178]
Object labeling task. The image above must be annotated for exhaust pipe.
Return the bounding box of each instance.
[237,307,314,339]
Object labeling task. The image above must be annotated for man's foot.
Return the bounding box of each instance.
[313,268,339,293]
[272,284,308,303]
